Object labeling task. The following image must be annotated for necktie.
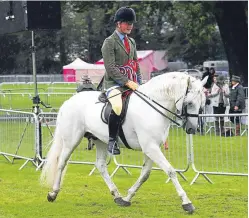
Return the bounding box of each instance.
[124,36,130,54]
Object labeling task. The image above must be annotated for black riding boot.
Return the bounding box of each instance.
[108,110,121,155]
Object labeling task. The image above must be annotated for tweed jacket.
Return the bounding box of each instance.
[229,84,245,110]
[101,31,142,91]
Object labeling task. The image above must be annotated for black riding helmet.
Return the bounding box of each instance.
[114,7,136,23]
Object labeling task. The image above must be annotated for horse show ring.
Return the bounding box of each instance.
[0,78,247,218]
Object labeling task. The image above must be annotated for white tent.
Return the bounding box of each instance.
[63,58,105,83]
[63,58,86,69]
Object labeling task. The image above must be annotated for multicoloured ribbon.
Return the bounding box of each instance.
[118,60,138,83]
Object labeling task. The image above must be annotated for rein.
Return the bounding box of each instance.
[96,83,199,126]
[95,89,130,104]
[134,90,182,119]
[134,90,182,126]
[134,83,199,124]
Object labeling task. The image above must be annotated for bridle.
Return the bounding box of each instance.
[181,105,200,118]
[177,85,200,119]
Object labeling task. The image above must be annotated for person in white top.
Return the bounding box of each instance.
[207,75,230,135]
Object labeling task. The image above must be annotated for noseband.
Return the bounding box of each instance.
[181,105,200,118]
[178,85,200,119]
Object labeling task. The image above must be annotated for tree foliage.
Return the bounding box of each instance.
[213,1,248,85]
[163,2,226,65]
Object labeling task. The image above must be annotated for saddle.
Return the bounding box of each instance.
[98,91,132,125]
[98,91,133,149]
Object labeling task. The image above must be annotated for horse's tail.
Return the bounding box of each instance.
[40,120,64,188]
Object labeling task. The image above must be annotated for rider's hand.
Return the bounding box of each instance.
[125,80,139,91]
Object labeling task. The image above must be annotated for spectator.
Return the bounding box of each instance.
[197,108,205,135]
[209,67,216,75]
[197,85,211,135]
[197,78,212,135]
[76,75,96,93]
[227,75,245,136]
[202,67,215,89]
[207,75,230,135]
[202,67,210,79]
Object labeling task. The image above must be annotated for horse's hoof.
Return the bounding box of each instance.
[114,197,131,207]
[182,203,195,214]
[47,193,56,202]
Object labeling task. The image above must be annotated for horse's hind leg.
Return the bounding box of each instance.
[123,154,153,203]
[94,140,128,206]
[47,136,82,202]
[143,144,195,214]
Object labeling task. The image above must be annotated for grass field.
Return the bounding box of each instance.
[0,125,248,218]
[0,155,247,218]
[0,83,77,111]
[0,83,248,217]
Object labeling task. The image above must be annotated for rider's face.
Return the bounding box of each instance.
[117,21,133,35]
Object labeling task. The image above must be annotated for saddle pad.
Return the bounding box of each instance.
[100,91,132,125]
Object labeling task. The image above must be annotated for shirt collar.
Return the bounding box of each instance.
[116,30,126,41]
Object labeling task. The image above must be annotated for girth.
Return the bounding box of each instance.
[98,91,132,149]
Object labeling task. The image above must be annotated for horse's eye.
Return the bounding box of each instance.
[188,102,193,106]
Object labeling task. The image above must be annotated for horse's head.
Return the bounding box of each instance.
[175,75,208,134]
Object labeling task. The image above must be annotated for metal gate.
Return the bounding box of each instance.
[0,109,37,169]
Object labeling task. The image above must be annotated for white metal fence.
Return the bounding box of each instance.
[0,92,74,111]
[0,109,38,169]
[190,113,248,184]
[0,75,65,83]
[0,109,247,184]
[0,74,102,84]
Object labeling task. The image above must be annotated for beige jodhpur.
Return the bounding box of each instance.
[106,87,123,116]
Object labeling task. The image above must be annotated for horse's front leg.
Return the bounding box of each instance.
[123,154,153,202]
[143,143,195,214]
[95,141,129,206]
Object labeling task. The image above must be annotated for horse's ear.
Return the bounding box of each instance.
[201,76,209,87]
[175,77,190,112]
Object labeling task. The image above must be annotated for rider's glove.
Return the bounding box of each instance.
[125,80,139,91]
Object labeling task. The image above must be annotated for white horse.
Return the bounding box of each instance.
[41,72,208,213]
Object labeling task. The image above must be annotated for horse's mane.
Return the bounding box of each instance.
[139,72,195,102]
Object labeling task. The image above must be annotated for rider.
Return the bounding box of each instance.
[101,6,142,155]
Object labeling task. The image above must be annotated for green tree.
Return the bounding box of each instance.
[163,2,226,65]
[213,1,248,85]
[0,0,246,83]
[0,35,20,73]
